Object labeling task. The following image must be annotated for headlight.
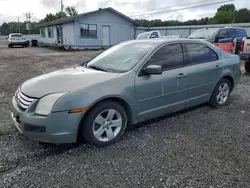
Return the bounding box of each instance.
[35,93,66,116]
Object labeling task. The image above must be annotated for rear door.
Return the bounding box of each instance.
[184,43,221,108]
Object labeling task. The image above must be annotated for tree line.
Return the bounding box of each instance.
[135,4,250,27]
[0,4,250,35]
[0,6,78,35]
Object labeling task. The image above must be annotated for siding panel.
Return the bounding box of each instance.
[74,10,135,48]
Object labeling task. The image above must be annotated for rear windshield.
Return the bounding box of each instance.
[11,34,22,38]
[188,29,219,39]
[136,32,150,40]
[236,29,247,37]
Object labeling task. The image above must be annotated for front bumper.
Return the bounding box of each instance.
[11,97,84,144]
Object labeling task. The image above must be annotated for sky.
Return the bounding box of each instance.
[0,0,249,24]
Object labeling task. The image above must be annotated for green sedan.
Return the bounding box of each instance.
[11,39,241,147]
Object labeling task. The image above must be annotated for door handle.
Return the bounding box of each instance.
[215,65,221,69]
[176,73,186,78]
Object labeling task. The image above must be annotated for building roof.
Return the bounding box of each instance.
[39,7,135,27]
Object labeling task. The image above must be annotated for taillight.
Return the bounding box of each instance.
[232,40,236,47]
[240,40,245,52]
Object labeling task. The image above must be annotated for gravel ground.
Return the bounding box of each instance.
[0,45,250,188]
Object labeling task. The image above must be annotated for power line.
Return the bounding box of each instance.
[127,0,210,16]
[130,0,234,17]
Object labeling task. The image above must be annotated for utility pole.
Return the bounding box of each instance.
[17,17,20,33]
[61,0,64,17]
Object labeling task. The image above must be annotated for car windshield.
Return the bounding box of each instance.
[86,41,157,72]
[188,29,218,39]
[136,32,150,40]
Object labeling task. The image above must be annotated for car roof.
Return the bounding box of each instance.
[126,38,211,45]
[197,27,245,31]
[10,33,22,35]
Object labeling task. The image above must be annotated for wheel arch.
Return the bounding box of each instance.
[77,96,134,142]
[222,75,234,90]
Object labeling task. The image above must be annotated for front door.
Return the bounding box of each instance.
[184,43,222,107]
[102,26,110,46]
[135,43,188,121]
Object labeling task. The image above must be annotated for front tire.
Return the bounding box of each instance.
[245,62,250,73]
[81,101,127,147]
[209,78,232,108]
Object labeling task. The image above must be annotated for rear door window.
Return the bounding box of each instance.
[236,29,247,37]
[227,29,237,38]
[185,43,218,65]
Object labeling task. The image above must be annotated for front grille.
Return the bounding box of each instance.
[15,88,35,110]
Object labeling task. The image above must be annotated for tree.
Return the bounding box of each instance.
[65,6,78,16]
[0,22,10,35]
[209,11,235,24]
[209,4,236,24]
[234,8,250,23]
[39,12,68,23]
[55,12,68,19]
[218,4,236,12]
[40,13,57,23]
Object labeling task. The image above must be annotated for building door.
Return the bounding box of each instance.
[102,26,110,46]
[56,25,63,44]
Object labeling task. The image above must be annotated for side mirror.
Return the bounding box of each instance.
[143,65,162,75]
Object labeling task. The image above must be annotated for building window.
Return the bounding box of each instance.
[80,24,97,38]
[41,28,46,38]
[48,26,54,38]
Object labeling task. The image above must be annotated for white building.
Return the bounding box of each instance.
[39,7,136,49]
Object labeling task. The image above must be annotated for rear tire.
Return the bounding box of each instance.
[8,44,12,48]
[245,62,250,73]
[209,78,232,108]
[81,101,127,147]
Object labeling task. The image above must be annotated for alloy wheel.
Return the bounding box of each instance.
[92,109,122,142]
[216,83,230,105]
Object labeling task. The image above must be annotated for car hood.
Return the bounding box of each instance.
[21,66,119,98]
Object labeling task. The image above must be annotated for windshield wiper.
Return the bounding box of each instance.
[88,65,107,72]
[79,60,89,67]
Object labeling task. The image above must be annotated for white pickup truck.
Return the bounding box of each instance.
[239,37,250,73]
[136,30,179,40]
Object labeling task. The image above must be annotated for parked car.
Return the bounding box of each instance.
[239,37,250,73]
[11,39,241,147]
[136,30,179,40]
[7,33,28,48]
[188,27,247,54]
